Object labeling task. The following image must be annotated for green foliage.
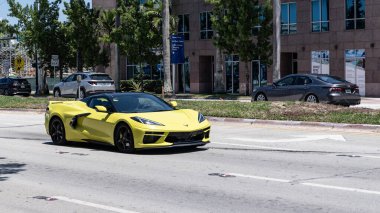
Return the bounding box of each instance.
[120,80,162,94]
[207,0,273,94]
[64,0,109,70]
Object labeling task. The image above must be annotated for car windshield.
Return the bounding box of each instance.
[112,93,174,113]
[90,74,112,80]
[14,79,29,84]
[317,75,349,84]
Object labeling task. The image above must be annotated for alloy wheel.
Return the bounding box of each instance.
[306,94,318,103]
[256,94,267,101]
[115,125,134,153]
[50,118,66,145]
[54,89,60,98]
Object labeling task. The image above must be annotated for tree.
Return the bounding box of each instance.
[273,0,281,81]
[7,0,63,95]
[162,0,172,95]
[64,0,108,72]
[208,0,273,95]
[107,0,162,90]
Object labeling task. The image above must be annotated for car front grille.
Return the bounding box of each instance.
[165,128,210,143]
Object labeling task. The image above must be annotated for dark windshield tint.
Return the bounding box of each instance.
[14,79,29,84]
[317,76,348,84]
[112,93,174,113]
[90,74,112,80]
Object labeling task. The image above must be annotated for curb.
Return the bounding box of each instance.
[206,116,380,132]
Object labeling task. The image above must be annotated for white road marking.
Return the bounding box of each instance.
[228,173,290,183]
[360,155,380,159]
[52,196,139,213]
[213,142,300,151]
[301,183,380,196]
[227,173,380,196]
[227,135,346,143]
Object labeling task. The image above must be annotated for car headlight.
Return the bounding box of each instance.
[198,113,206,123]
[131,117,164,126]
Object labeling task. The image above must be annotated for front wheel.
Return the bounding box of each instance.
[53,89,61,98]
[49,117,67,145]
[305,94,319,103]
[114,124,135,153]
[78,89,86,99]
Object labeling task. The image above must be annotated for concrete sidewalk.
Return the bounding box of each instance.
[353,98,380,109]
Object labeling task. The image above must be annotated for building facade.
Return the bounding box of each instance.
[93,0,380,97]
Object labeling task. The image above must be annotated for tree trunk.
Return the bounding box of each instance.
[162,0,172,95]
[273,0,281,82]
[213,47,225,93]
[245,62,250,96]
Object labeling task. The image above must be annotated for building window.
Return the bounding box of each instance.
[252,60,267,88]
[225,55,239,94]
[346,0,365,30]
[312,0,329,32]
[311,50,330,74]
[281,2,297,35]
[252,6,265,36]
[345,49,365,96]
[178,14,190,40]
[200,12,213,39]
[126,63,162,80]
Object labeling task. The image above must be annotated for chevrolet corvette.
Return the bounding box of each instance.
[45,93,211,152]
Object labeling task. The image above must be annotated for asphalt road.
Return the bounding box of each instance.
[1,111,380,213]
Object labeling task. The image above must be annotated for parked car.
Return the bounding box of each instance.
[53,72,115,98]
[252,74,361,106]
[0,77,31,97]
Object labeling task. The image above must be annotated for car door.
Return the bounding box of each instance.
[267,76,296,101]
[80,96,117,143]
[292,76,312,100]
[60,75,75,96]
[0,78,5,94]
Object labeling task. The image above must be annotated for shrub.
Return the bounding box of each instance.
[120,80,162,94]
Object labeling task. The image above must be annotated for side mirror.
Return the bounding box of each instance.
[95,105,108,113]
[169,101,178,108]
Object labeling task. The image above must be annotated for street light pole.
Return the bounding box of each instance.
[34,0,40,95]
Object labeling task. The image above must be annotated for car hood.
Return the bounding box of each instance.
[122,109,208,130]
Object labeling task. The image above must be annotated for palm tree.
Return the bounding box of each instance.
[273,0,281,81]
[162,0,172,95]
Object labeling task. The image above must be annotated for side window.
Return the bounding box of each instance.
[89,97,113,112]
[295,76,312,85]
[277,77,295,86]
[65,75,74,82]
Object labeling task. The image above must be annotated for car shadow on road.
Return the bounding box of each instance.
[43,141,208,155]
[0,157,26,181]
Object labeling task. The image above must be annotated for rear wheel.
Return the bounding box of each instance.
[305,94,318,103]
[255,93,267,101]
[114,124,135,153]
[79,89,86,99]
[53,89,61,98]
[49,117,67,145]
[4,89,11,96]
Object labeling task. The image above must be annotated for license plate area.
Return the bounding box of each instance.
[345,89,351,94]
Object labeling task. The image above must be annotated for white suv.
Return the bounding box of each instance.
[53,72,115,98]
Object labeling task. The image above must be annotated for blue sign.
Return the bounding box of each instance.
[170,35,185,64]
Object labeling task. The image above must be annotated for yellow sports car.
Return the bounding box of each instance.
[45,93,211,152]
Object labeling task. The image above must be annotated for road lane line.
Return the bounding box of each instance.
[213,142,300,151]
[360,155,380,159]
[52,196,139,213]
[227,172,380,196]
[228,173,290,183]
[302,183,380,196]
[227,135,345,143]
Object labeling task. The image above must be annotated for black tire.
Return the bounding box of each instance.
[22,94,30,97]
[305,94,319,103]
[49,117,67,145]
[255,93,267,101]
[78,88,86,99]
[114,123,135,153]
[4,89,11,96]
[53,88,61,98]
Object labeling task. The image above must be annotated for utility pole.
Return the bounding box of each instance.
[34,0,40,95]
[273,0,281,82]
